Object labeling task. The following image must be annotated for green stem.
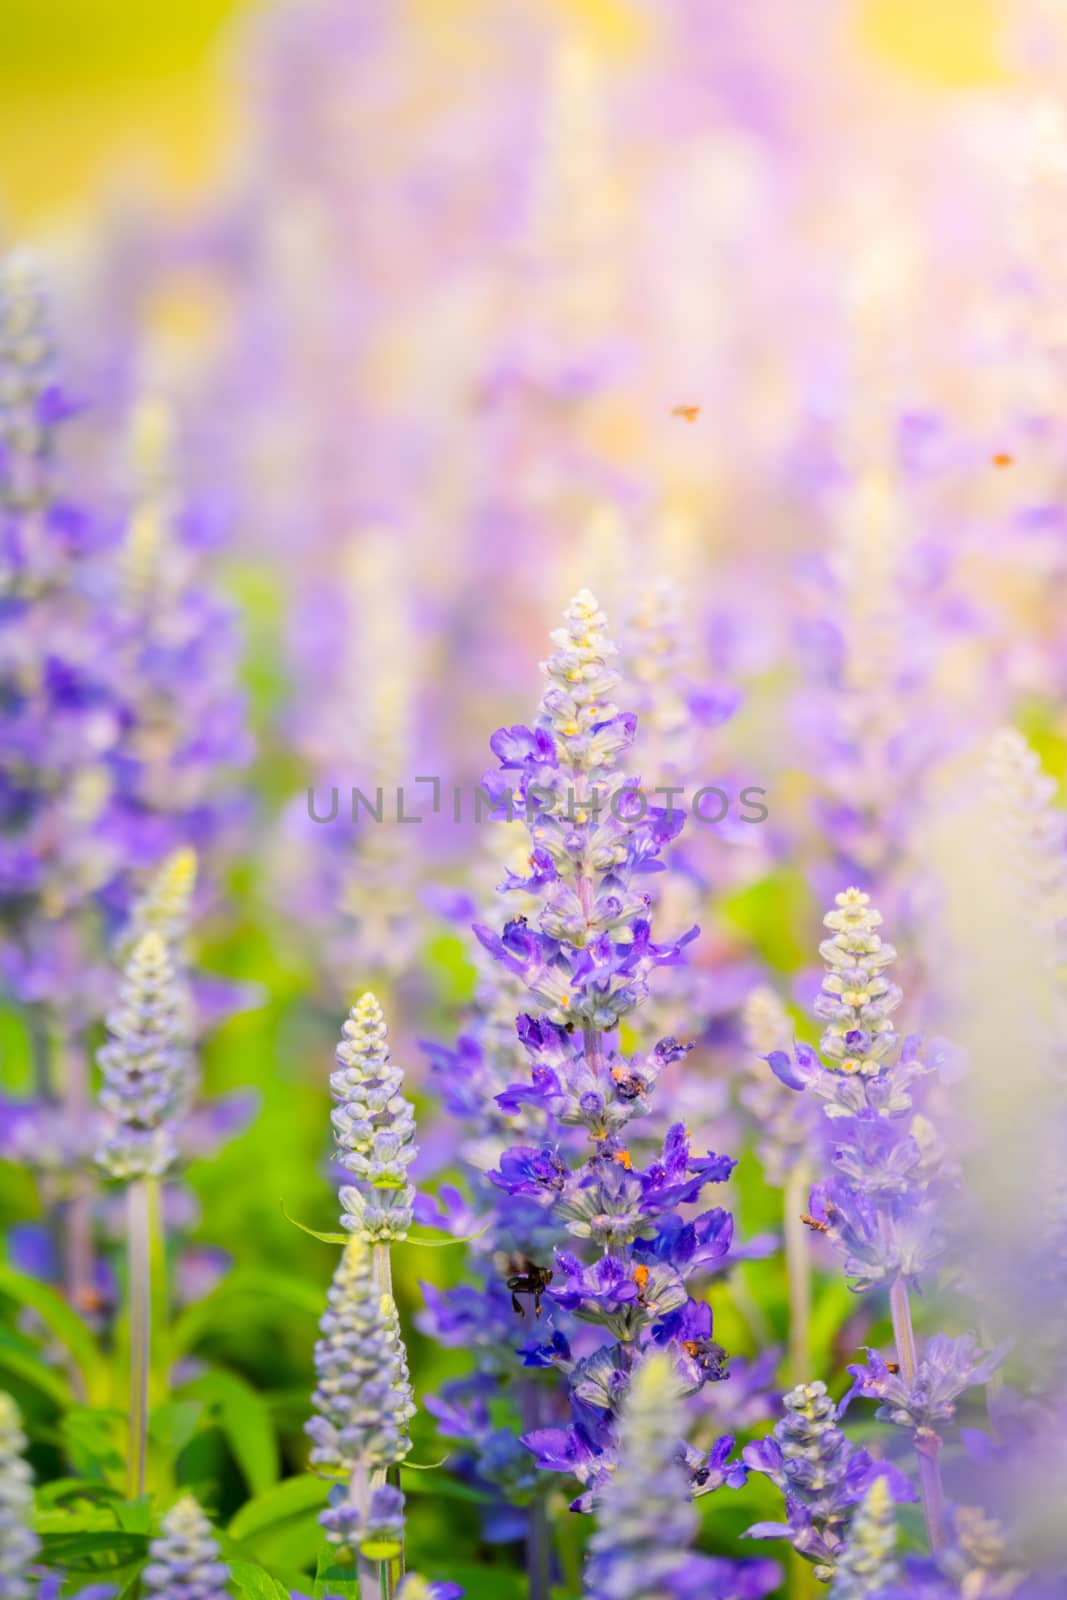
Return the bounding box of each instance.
[784,1162,813,1387]
[387,1465,406,1581]
[55,1025,96,1316]
[146,1178,169,1406]
[126,1179,151,1499]
[522,1383,552,1600]
[372,1242,407,1592]
[889,1278,946,1555]
[349,1457,380,1600]
[373,1244,393,1296]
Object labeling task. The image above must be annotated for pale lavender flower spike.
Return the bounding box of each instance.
[0,1393,39,1600]
[306,1236,415,1560]
[332,992,418,1241]
[141,1496,229,1600]
[585,1352,778,1600]
[95,930,184,1180]
[829,1475,898,1600]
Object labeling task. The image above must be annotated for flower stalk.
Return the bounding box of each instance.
[126,1177,151,1498]
[784,1160,813,1390]
[887,1278,946,1554]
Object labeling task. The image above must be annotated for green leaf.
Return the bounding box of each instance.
[179,1369,280,1495]
[148,1400,205,1456]
[34,1478,124,1510]
[399,1223,492,1248]
[172,1268,324,1356]
[229,1559,292,1600]
[228,1473,328,1541]
[0,1264,105,1398]
[60,1408,126,1483]
[33,1507,121,1536]
[314,1546,358,1598]
[112,1498,154,1535]
[279,1200,347,1244]
[37,1528,149,1570]
[398,1467,492,1503]
[0,1329,74,1406]
[439,1562,526,1600]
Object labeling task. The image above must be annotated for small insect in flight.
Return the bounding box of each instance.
[495,1251,554,1319]
[800,1212,829,1234]
[671,404,700,423]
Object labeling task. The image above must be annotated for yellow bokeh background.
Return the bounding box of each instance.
[0,0,1013,228]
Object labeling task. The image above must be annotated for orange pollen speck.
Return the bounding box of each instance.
[560,995,570,1007]
[992,452,1014,467]
[613,1149,633,1169]
[632,1265,650,1291]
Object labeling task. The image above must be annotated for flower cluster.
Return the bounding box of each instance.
[306,1236,415,1557]
[95,930,185,1179]
[843,1338,1007,1457]
[764,888,947,1289]
[829,1475,899,1600]
[142,1496,229,1600]
[307,1235,414,1474]
[743,1382,914,1580]
[0,254,119,1003]
[0,1393,38,1600]
[331,991,418,1241]
[761,887,1005,1560]
[434,592,742,1518]
[585,1352,777,1600]
[103,398,252,875]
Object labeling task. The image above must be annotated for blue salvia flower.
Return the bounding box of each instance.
[829,1475,898,1599]
[95,930,184,1179]
[764,890,1004,1556]
[306,1236,415,1557]
[762,888,945,1288]
[0,250,81,587]
[418,590,746,1521]
[476,588,696,1029]
[842,1337,1006,1448]
[332,992,417,1241]
[0,1393,39,1600]
[0,253,120,1008]
[141,1496,229,1599]
[449,591,739,1512]
[104,398,252,873]
[583,1351,703,1600]
[585,1352,778,1600]
[743,1382,914,1581]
